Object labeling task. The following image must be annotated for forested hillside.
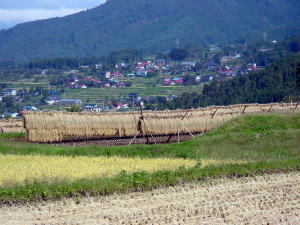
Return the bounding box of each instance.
[0,0,299,61]
[200,54,300,105]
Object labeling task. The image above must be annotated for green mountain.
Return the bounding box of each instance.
[0,0,299,61]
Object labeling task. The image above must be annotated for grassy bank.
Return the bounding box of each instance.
[0,113,299,203]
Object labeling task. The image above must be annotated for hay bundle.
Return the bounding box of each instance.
[24,103,299,143]
[0,119,23,133]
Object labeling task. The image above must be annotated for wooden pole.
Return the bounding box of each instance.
[17,128,24,141]
[211,108,218,119]
[139,106,150,144]
[200,129,206,136]
[166,134,173,143]
[242,105,247,114]
[181,109,191,120]
[143,120,157,144]
[268,104,273,112]
[166,109,191,144]
[229,106,236,113]
[128,131,139,145]
[23,116,28,141]
[184,126,194,138]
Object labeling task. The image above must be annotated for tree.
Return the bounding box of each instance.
[66,105,82,112]
[297,62,300,90]
[3,96,14,109]
[289,40,300,53]
[125,81,132,87]
[169,48,188,61]
[147,71,158,78]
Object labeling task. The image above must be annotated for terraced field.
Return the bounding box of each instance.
[1,172,299,225]
[4,75,203,109]
[62,77,203,103]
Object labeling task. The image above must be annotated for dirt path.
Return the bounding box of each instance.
[1,172,299,225]
[51,134,195,147]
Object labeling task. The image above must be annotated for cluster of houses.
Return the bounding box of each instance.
[0,88,27,103]
[217,63,262,79]
[105,60,168,78]
[192,63,263,83]
[83,102,129,112]
[45,92,83,106]
[82,93,178,113]
[163,77,185,86]
[66,76,128,89]
[104,59,197,79]
[63,59,200,90]
[220,54,241,63]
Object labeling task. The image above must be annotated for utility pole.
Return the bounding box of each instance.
[176,39,180,49]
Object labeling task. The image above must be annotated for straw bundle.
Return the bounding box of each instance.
[24,103,300,143]
[0,119,23,133]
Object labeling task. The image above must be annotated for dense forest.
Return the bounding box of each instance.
[147,53,300,110]
[0,0,299,61]
[20,49,144,70]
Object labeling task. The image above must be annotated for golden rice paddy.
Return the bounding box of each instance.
[0,154,196,187]
[0,154,249,187]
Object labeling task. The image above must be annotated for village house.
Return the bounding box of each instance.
[126,73,135,77]
[111,71,124,77]
[59,99,82,105]
[3,88,17,96]
[181,61,197,72]
[136,70,148,77]
[83,104,102,113]
[95,64,102,69]
[105,71,111,79]
[163,77,184,86]
[155,59,166,65]
[45,96,61,105]
[201,74,214,83]
[166,95,178,101]
[23,106,38,111]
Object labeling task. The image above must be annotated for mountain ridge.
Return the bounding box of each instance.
[0,0,299,61]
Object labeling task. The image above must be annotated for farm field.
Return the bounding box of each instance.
[62,78,202,103]
[3,75,204,109]
[0,155,197,187]
[0,112,299,204]
[0,172,299,225]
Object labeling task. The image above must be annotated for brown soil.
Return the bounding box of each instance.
[51,134,196,147]
[1,172,299,225]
